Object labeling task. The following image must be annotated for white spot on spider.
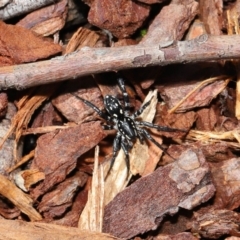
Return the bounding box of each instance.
[120,109,123,114]
[113,114,118,118]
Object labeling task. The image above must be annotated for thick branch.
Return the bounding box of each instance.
[0,34,239,90]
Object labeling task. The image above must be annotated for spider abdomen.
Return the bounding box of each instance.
[117,117,137,141]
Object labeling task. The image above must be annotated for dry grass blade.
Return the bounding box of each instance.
[7,149,35,173]
[187,129,240,149]
[22,125,71,135]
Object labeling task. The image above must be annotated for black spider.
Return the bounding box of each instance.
[73,78,185,176]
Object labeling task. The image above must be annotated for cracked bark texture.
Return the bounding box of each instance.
[103,149,215,239]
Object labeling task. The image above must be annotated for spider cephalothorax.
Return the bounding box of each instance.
[73,78,184,176]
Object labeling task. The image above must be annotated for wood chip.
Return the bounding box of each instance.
[30,121,107,199]
[0,218,120,240]
[190,209,240,239]
[140,0,199,46]
[103,148,215,239]
[17,0,68,36]
[0,173,42,221]
[38,171,87,219]
[66,27,101,53]
[78,146,104,231]
[88,0,150,38]
[0,21,62,66]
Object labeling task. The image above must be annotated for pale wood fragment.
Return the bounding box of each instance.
[66,27,101,53]
[14,169,45,192]
[79,146,105,232]
[0,174,42,221]
[0,219,120,240]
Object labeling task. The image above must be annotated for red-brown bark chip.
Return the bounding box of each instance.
[88,0,150,39]
[136,0,166,4]
[103,149,215,239]
[210,158,240,210]
[38,171,88,219]
[31,121,107,199]
[0,92,8,118]
[52,188,88,227]
[190,209,240,239]
[154,232,198,240]
[140,0,199,46]
[0,21,62,66]
[199,0,223,35]
[160,79,228,112]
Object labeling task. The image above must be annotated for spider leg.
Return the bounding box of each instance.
[71,93,111,121]
[140,128,176,160]
[136,120,186,132]
[120,137,130,177]
[135,128,144,144]
[133,98,152,118]
[117,77,131,114]
[105,132,121,178]
[102,125,114,130]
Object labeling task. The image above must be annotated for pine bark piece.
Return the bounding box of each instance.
[154,232,198,240]
[88,0,150,39]
[210,157,240,210]
[38,171,88,219]
[160,77,230,113]
[136,0,166,4]
[190,210,240,239]
[140,0,198,46]
[195,107,218,131]
[0,92,7,117]
[52,187,88,227]
[199,0,223,35]
[0,218,120,240]
[17,0,68,36]
[31,121,107,199]
[0,21,62,66]
[31,102,63,128]
[52,77,104,124]
[0,198,20,219]
[103,149,215,239]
